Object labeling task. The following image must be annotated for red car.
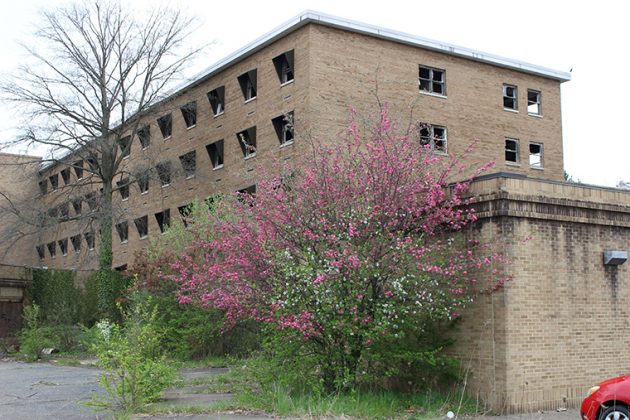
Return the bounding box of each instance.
[582,375,630,420]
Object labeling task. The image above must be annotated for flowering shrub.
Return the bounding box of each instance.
[169,109,507,392]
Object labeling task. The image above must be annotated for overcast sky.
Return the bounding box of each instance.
[1,0,627,187]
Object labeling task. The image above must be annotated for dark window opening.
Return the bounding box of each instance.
[114,264,128,272]
[118,135,131,158]
[85,192,98,211]
[116,221,128,243]
[74,160,84,179]
[38,180,47,195]
[72,198,82,215]
[529,143,543,168]
[48,206,58,219]
[238,185,257,195]
[85,231,95,250]
[155,209,171,234]
[505,138,519,163]
[179,151,197,178]
[60,168,71,185]
[47,242,56,258]
[59,202,69,220]
[238,69,257,101]
[36,245,45,260]
[180,101,197,128]
[178,203,193,227]
[528,90,542,115]
[71,235,81,253]
[86,155,98,172]
[207,86,225,116]
[205,195,222,212]
[49,174,59,191]
[272,112,294,145]
[419,65,446,95]
[157,113,173,138]
[58,238,68,256]
[236,127,257,158]
[156,162,172,187]
[273,50,295,84]
[206,140,224,169]
[134,215,148,238]
[137,171,149,194]
[117,178,130,200]
[419,124,447,153]
[137,125,151,149]
[503,84,518,110]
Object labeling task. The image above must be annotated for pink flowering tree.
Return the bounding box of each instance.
[168,109,506,393]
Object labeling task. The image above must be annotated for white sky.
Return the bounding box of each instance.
[0,0,627,187]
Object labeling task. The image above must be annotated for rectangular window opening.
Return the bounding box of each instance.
[71,235,81,253]
[156,161,172,187]
[180,101,197,128]
[419,65,446,95]
[273,50,295,84]
[59,202,69,220]
[118,135,131,158]
[116,221,129,243]
[178,203,193,228]
[272,112,294,145]
[527,89,542,115]
[236,127,257,158]
[207,86,225,116]
[179,151,197,178]
[47,241,56,258]
[72,198,82,215]
[155,209,171,234]
[85,231,95,250]
[157,113,173,138]
[134,215,148,238]
[38,180,47,195]
[49,174,59,191]
[137,125,151,149]
[85,192,98,211]
[60,168,71,185]
[505,138,519,163]
[74,160,84,179]
[503,84,518,110]
[237,69,257,101]
[58,238,68,256]
[36,244,45,260]
[206,140,224,169]
[529,143,543,168]
[86,155,98,172]
[418,124,447,153]
[117,178,130,200]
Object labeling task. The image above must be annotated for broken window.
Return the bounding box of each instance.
[156,161,172,187]
[179,151,196,178]
[178,203,193,227]
[38,180,47,195]
[36,244,45,260]
[155,209,171,234]
[157,113,173,138]
[529,143,543,168]
[58,238,68,256]
[71,235,81,253]
[137,125,151,149]
[60,168,71,185]
[49,174,59,191]
[118,135,131,158]
[505,138,519,163]
[85,231,95,250]
[180,101,197,128]
[206,140,224,169]
[115,221,128,243]
[136,171,149,194]
[134,215,148,238]
[59,202,69,220]
[47,242,56,258]
[272,112,294,145]
[207,86,225,116]
[419,124,447,153]
[74,160,84,179]
[273,50,295,84]
[503,84,518,110]
[236,126,257,158]
[238,69,257,101]
[419,65,446,95]
[85,192,98,211]
[527,90,542,115]
[117,178,130,200]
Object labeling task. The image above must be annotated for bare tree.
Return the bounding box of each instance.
[0,1,201,315]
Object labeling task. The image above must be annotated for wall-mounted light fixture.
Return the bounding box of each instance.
[603,250,628,266]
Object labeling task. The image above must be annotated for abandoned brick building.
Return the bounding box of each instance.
[2,11,629,413]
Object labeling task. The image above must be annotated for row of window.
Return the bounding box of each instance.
[418,65,542,116]
[505,139,543,168]
[36,232,95,259]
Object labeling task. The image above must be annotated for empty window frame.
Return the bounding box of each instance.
[116,221,129,243]
[134,215,148,238]
[58,238,68,256]
[59,202,69,220]
[85,231,95,250]
[505,138,520,163]
[272,112,294,146]
[85,192,98,211]
[178,203,193,227]
[137,171,149,194]
[155,209,171,234]
[179,151,197,178]
[117,178,130,200]
[419,65,446,95]
[527,90,542,115]
[207,86,225,116]
[38,180,47,195]
[503,84,518,110]
[71,234,81,253]
[60,168,71,185]
[86,155,98,172]
[206,140,224,169]
[74,160,84,179]
[47,241,56,258]
[36,244,45,260]
[180,101,197,128]
[49,174,59,191]
[419,125,447,153]
[156,161,172,187]
[237,69,257,101]
[157,113,173,138]
[529,143,543,168]
[273,50,295,84]
[118,135,131,158]
[71,198,82,215]
[237,127,257,158]
[137,125,151,148]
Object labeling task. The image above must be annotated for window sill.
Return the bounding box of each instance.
[419,91,447,99]
[280,141,294,148]
[185,175,195,180]
[142,146,149,150]
[141,190,149,195]
[139,235,148,240]
[528,113,543,118]
[122,156,130,160]
[163,136,172,141]
[504,108,519,113]
[212,164,224,171]
[244,97,257,104]
[213,111,225,118]
[530,166,544,171]
[120,240,128,245]
[186,125,196,130]
[506,161,521,167]
[280,79,294,87]
[122,197,129,202]
[244,154,257,160]
[161,184,170,188]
